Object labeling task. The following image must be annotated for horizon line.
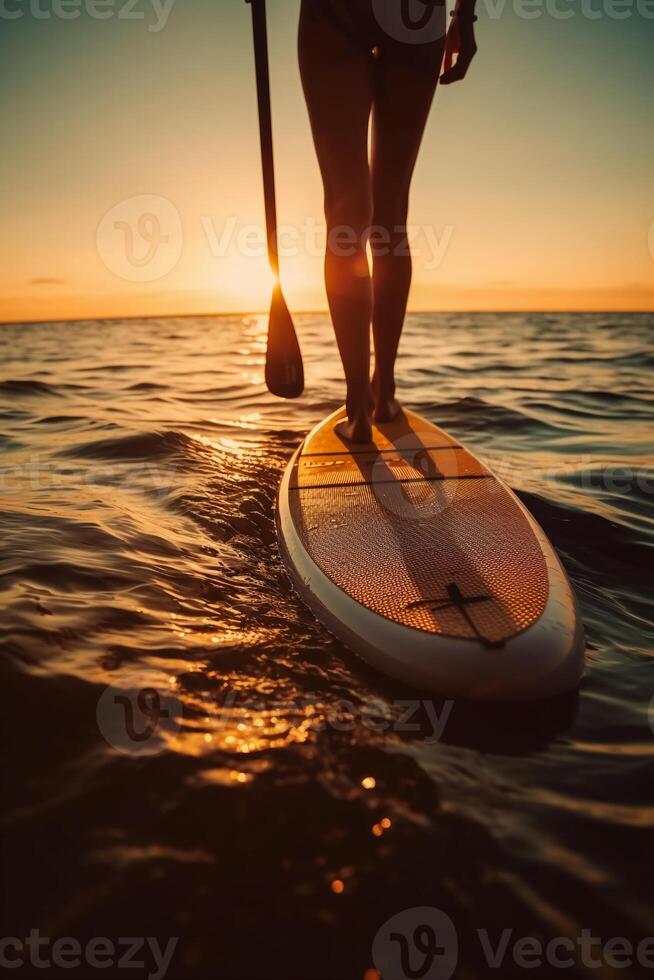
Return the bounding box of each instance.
[2,307,652,327]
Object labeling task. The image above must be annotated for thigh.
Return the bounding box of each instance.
[298,1,375,209]
[371,40,445,218]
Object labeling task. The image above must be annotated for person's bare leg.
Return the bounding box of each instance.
[370,53,443,422]
[299,7,374,442]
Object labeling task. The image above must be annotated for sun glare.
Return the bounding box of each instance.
[215,254,275,309]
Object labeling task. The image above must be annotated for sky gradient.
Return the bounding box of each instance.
[1,0,653,322]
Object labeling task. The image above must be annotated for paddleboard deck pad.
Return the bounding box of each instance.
[276,407,584,700]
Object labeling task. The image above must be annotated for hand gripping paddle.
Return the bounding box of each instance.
[246,0,304,398]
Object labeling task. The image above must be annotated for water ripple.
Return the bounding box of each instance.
[0,312,652,977]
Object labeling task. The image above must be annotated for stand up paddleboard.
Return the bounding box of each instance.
[277,407,584,701]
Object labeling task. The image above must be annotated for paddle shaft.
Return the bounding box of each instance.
[248,0,280,278]
[246,0,304,398]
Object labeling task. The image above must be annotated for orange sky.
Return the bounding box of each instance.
[1,0,652,323]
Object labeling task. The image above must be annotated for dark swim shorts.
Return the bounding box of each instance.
[301,0,447,60]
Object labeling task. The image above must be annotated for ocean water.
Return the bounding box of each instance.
[0,312,652,980]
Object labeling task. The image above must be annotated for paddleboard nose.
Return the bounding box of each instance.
[277,406,585,701]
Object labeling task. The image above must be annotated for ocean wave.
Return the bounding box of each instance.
[55,429,197,461]
[0,312,652,975]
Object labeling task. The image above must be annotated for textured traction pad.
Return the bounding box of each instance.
[288,410,549,644]
[302,409,458,455]
[291,446,489,489]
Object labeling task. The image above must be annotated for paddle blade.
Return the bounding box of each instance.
[265,285,304,398]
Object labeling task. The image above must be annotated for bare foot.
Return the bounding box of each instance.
[372,373,402,423]
[373,392,402,424]
[335,414,373,444]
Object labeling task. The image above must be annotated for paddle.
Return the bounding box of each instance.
[246,0,304,399]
